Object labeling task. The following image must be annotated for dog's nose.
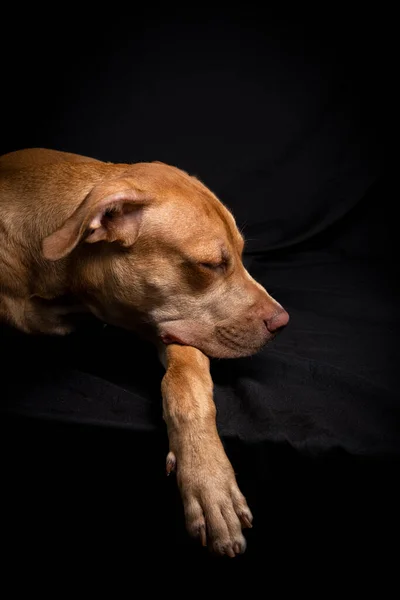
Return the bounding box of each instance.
[265,309,289,333]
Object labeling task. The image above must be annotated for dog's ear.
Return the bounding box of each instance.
[42,179,151,261]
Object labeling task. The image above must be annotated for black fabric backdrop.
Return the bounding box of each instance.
[1,9,398,577]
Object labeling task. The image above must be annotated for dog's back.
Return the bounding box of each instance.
[0,148,100,170]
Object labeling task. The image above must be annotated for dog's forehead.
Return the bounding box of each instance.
[167,184,242,252]
[132,162,243,248]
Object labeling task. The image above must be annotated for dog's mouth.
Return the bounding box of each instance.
[160,331,187,346]
[214,327,272,358]
[159,319,272,359]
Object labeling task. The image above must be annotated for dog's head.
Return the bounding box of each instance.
[42,162,288,358]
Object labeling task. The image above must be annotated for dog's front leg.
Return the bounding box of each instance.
[160,344,252,556]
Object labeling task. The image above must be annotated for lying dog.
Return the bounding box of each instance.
[0,148,289,556]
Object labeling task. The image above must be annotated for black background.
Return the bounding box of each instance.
[1,7,398,580]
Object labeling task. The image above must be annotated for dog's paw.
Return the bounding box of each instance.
[171,446,253,557]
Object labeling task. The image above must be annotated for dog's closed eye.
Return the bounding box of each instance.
[199,261,227,274]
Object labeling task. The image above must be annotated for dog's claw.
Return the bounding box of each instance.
[199,525,207,547]
[166,451,177,475]
[240,514,253,529]
[233,543,240,554]
[226,546,236,558]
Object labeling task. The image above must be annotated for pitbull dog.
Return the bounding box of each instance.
[0,148,288,557]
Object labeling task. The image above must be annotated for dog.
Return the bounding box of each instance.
[0,148,289,556]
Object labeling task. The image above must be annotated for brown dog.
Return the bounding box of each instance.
[0,148,289,556]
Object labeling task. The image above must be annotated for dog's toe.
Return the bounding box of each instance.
[185,497,207,545]
[184,488,251,557]
[231,486,253,528]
